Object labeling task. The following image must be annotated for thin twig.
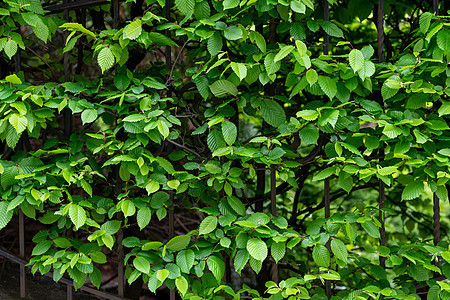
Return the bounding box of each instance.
[25,45,59,81]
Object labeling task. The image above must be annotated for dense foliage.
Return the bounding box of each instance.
[0,0,450,299]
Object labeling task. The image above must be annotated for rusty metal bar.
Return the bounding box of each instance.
[67,285,73,300]
[323,0,329,55]
[433,193,440,245]
[433,0,439,14]
[324,177,331,299]
[270,167,278,283]
[377,0,385,62]
[0,249,126,300]
[19,211,26,298]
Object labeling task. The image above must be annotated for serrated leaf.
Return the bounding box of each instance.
[210,80,238,97]
[221,120,237,146]
[194,76,210,100]
[175,0,195,15]
[274,45,294,62]
[271,242,286,263]
[199,216,218,235]
[246,238,268,261]
[401,181,424,200]
[0,202,13,230]
[4,39,18,59]
[321,21,344,38]
[207,33,222,56]
[260,99,286,127]
[419,12,432,34]
[134,256,150,274]
[125,19,142,40]
[137,207,152,230]
[97,47,115,73]
[299,124,319,145]
[175,276,188,296]
[177,250,195,273]
[249,31,266,53]
[81,109,98,124]
[207,130,226,152]
[227,196,246,216]
[234,249,249,274]
[32,240,52,256]
[231,62,247,81]
[348,49,365,72]
[223,26,243,41]
[264,53,281,75]
[312,244,330,267]
[9,114,27,134]
[207,255,225,283]
[166,235,190,251]
[313,167,335,181]
[331,239,347,263]
[318,76,337,100]
[306,69,318,86]
[361,220,380,238]
[69,204,86,230]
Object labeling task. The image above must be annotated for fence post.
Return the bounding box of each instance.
[270,166,278,283]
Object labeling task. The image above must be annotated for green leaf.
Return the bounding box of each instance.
[81,109,98,124]
[274,45,294,62]
[223,0,239,9]
[264,53,281,75]
[348,49,365,72]
[299,124,319,145]
[4,39,18,59]
[246,238,268,261]
[439,101,450,117]
[210,80,238,97]
[249,31,266,53]
[312,244,330,267]
[306,69,318,86]
[330,239,348,263]
[221,120,237,146]
[318,76,337,99]
[175,276,188,296]
[177,250,195,273]
[5,74,22,84]
[260,99,286,127]
[206,255,225,283]
[271,242,286,263]
[321,21,344,38]
[125,19,142,40]
[175,0,195,15]
[401,181,424,200]
[207,33,222,57]
[231,62,247,81]
[361,220,380,238]
[97,47,115,73]
[419,12,432,34]
[69,204,86,230]
[234,249,249,274]
[157,120,170,138]
[227,196,246,216]
[32,240,52,256]
[134,256,150,274]
[166,235,191,251]
[312,167,335,181]
[137,207,152,230]
[436,30,450,52]
[199,216,218,235]
[9,113,27,134]
[0,202,14,230]
[194,76,210,100]
[223,26,243,41]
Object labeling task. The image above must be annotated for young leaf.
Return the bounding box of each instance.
[330,239,348,263]
[206,255,225,283]
[221,120,237,146]
[69,204,87,230]
[246,238,268,261]
[348,49,364,72]
[312,244,330,267]
[198,216,218,235]
[97,47,115,73]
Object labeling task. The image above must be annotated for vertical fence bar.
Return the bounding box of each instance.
[270,167,278,283]
[63,0,72,137]
[67,284,73,300]
[432,0,440,251]
[15,42,27,299]
[376,0,386,272]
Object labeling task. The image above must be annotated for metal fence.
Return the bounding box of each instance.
[0,0,443,299]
